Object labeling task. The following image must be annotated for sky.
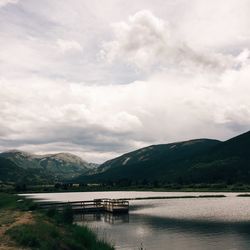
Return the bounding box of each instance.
[0,0,250,163]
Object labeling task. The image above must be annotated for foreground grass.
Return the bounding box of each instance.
[7,217,113,250]
[0,193,114,250]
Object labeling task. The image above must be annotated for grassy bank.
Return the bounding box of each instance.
[0,193,114,250]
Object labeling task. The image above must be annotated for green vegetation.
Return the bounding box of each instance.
[0,192,37,211]
[7,216,113,250]
[3,180,250,193]
[0,193,114,250]
[0,192,19,209]
[3,181,250,193]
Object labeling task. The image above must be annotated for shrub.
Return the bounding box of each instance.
[62,204,74,224]
[6,220,60,249]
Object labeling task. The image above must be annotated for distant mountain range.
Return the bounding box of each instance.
[74,130,250,185]
[0,150,98,184]
[0,157,53,184]
[1,130,250,185]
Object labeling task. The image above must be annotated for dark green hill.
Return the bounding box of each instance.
[75,131,250,184]
[185,131,250,183]
[75,139,221,183]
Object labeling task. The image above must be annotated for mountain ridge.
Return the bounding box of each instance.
[0,157,54,184]
[0,150,98,182]
[75,138,221,183]
[74,131,250,184]
[1,131,250,185]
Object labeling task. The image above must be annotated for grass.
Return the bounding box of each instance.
[0,192,19,209]
[0,192,38,212]
[7,219,60,249]
[65,224,114,250]
[0,193,26,227]
[7,214,114,250]
[0,210,17,225]
[0,192,114,250]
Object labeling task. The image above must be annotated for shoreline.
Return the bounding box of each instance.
[8,185,250,194]
[0,193,114,250]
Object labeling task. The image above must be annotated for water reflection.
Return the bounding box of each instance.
[140,215,250,250]
[75,212,129,225]
[76,213,250,250]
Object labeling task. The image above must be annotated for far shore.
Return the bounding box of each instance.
[3,182,250,194]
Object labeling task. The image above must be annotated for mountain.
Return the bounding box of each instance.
[0,150,40,169]
[185,130,250,183]
[2,131,250,185]
[0,157,27,182]
[75,131,250,184]
[0,150,98,181]
[0,157,53,184]
[74,138,220,183]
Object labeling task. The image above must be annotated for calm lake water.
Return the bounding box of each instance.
[23,192,250,250]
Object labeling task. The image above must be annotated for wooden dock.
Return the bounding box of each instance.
[38,198,129,214]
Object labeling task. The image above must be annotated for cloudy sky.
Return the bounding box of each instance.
[0,0,250,163]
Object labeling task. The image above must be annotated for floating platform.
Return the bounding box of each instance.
[38,198,129,214]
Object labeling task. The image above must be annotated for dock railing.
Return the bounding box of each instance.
[38,198,129,214]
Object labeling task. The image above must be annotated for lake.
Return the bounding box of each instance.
[23,191,250,250]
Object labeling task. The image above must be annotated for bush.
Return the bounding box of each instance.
[46,207,57,218]
[62,205,74,224]
[46,205,74,225]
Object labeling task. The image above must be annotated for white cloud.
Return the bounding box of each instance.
[236,49,250,66]
[101,10,237,73]
[57,39,83,53]
[0,0,18,8]
[1,59,250,162]
[1,1,250,163]
[175,0,250,50]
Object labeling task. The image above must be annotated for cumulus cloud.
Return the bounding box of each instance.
[0,77,146,162]
[1,1,250,163]
[101,10,242,72]
[1,60,250,162]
